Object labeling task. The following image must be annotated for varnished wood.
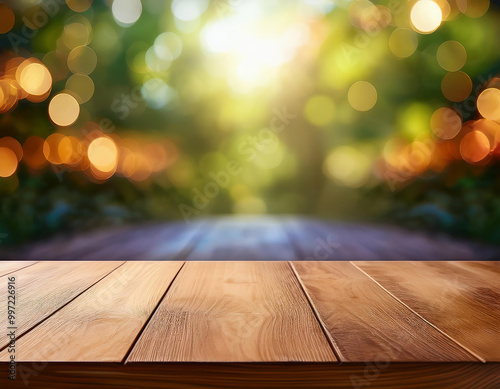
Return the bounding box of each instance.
[292,261,477,362]
[0,262,184,362]
[127,261,336,362]
[0,261,123,349]
[0,260,37,276]
[355,261,500,362]
[1,362,498,389]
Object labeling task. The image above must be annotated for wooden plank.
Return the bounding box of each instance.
[0,261,37,277]
[0,261,183,362]
[1,362,499,389]
[292,261,478,362]
[0,261,123,349]
[187,217,297,260]
[355,261,500,361]
[80,221,201,260]
[127,261,336,362]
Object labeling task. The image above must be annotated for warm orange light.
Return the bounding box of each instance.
[48,93,80,127]
[0,137,23,161]
[477,88,500,123]
[88,137,118,173]
[0,3,15,34]
[0,79,19,113]
[19,63,52,96]
[143,143,168,172]
[430,107,462,139]
[0,147,18,178]
[460,130,490,163]
[441,71,472,102]
[23,136,48,170]
[66,0,93,13]
[58,136,84,165]
[43,133,66,165]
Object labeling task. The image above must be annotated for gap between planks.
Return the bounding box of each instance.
[0,262,126,354]
[287,261,344,361]
[122,262,186,363]
[349,262,485,363]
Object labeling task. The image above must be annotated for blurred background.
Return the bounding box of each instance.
[1,0,500,246]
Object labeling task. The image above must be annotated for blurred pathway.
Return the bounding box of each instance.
[3,216,499,260]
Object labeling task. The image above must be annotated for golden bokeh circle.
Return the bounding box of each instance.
[48,93,81,127]
[441,71,472,102]
[348,81,377,112]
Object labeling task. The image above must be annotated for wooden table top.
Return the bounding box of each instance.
[0,260,498,388]
[4,216,500,260]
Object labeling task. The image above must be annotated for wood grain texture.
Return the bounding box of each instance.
[0,262,184,362]
[1,362,498,389]
[127,261,336,362]
[355,261,500,362]
[292,261,477,362]
[186,217,297,260]
[0,261,123,349]
[0,261,37,276]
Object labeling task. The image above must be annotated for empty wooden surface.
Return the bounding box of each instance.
[0,260,37,276]
[0,261,123,349]
[3,216,499,260]
[0,262,183,362]
[292,261,477,362]
[0,260,498,388]
[356,261,500,362]
[128,262,335,362]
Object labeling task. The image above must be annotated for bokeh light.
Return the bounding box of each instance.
[0,148,18,178]
[348,81,377,112]
[430,107,462,140]
[23,136,48,170]
[172,0,209,21]
[0,3,15,34]
[68,46,98,75]
[462,0,490,18]
[19,63,52,96]
[66,0,93,13]
[88,137,118,173]
[389,29,418,59]
[0,137,22,162]
[66,74,95,104]
[304,95,335,126]
[154,32,183,60]
[323,146,372,188]
[441,71,472,102]
[410,0,443,34]
[460,130,490,164]
[112,0,142,26]
[49,93,80,127]
[477,88,500,123]
[436,41,467,72]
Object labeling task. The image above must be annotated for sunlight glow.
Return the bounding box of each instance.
[200,1,312,92]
